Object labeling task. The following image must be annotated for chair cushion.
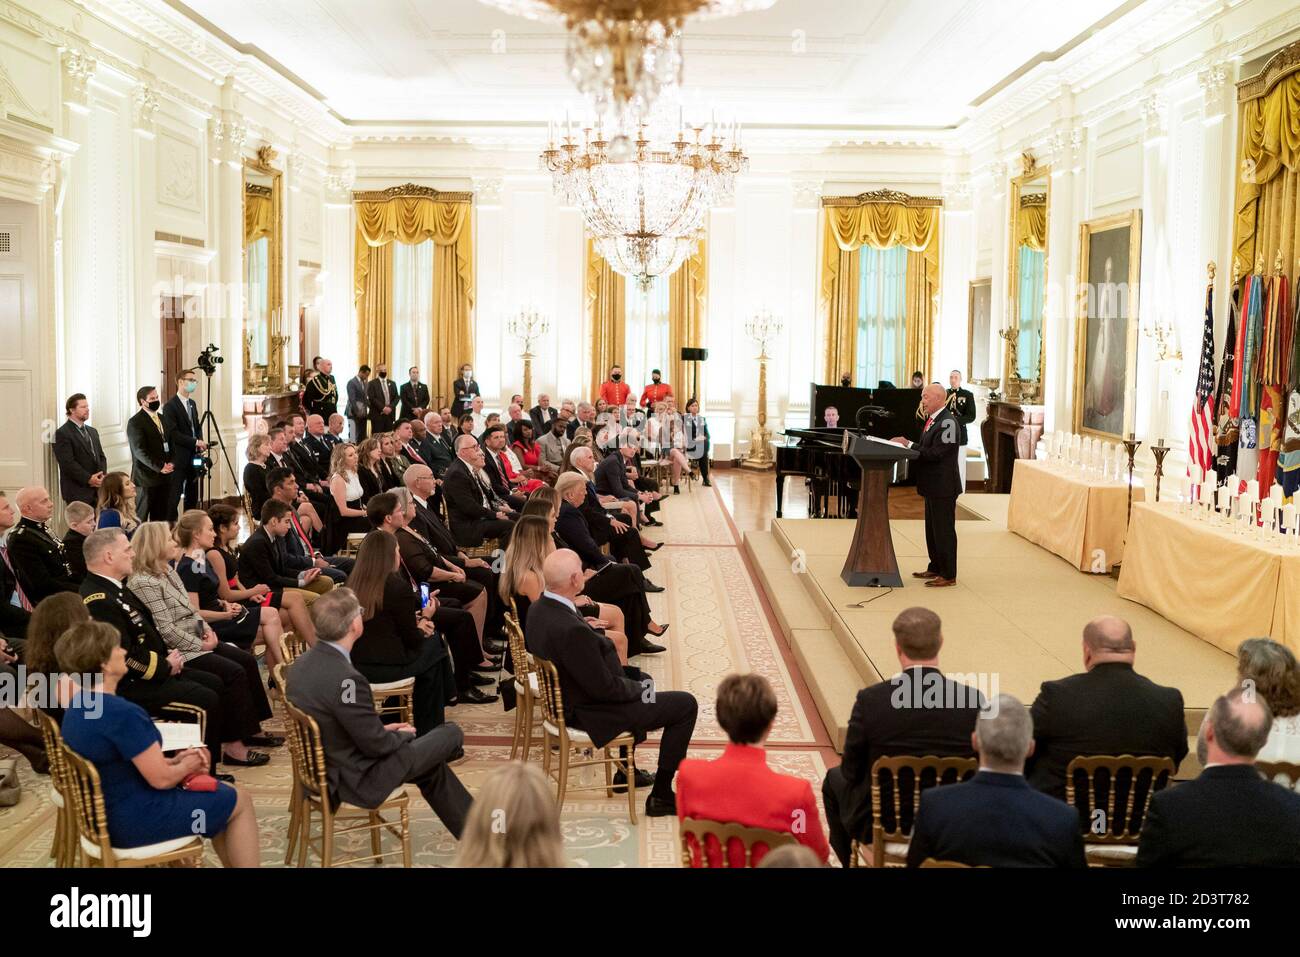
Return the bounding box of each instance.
[80,834,201,861]
[1085,843,1138,863]
[370,679,415,694]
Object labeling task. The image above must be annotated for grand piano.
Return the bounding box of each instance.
[775,383,924,518]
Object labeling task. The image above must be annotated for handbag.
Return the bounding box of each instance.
[0,758,20,807]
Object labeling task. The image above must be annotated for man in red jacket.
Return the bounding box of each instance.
[677,673,829,866]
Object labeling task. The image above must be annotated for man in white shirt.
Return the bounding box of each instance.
[470,396,487,437]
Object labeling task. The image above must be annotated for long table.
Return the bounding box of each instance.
[1117,501,1300,655]
[1006,459,1141,572]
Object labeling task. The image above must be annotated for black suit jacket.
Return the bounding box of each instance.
[352,573,435,669]
[303,433,333,474]
[237,528,300,589]
[529,405,558,434]
[557,501,613,572]
[399,382,430,421]
[1027,662,1187,801]
[837,666,984,838]
[161,394,202,469]
[1137,765,1300,867]
[53,420,107,505]
[244,463,270,518]
[912,408,962,499]
[411,500,462,559]
[441,460,502,544]
[0,545,32,639]
[946,387,977,445]
[126,409,169,488]
[7,518,78,604]
[368,378,399,422]
[526,594,643,748]
[595,452,637,500]
[452,379,480,417]
[481,448,514,501]
[287,439,325,485]
[906,771,1087,867]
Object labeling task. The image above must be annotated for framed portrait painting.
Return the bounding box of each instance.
[1073,211,1142,440]
[967,278,992,382]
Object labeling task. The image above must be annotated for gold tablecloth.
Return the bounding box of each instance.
[1006,459,1141,572]
[1117,501,1300,655]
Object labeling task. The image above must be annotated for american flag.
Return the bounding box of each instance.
[1189,286,1216,473]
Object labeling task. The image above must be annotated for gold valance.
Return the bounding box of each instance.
[1017,194,1047,252]
[244,186,272,246]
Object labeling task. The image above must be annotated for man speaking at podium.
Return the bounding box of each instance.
[892,383,961,588]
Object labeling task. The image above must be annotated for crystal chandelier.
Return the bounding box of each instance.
[478,0,777,120]
[597,231,698,290]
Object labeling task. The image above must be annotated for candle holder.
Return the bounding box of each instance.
[741,309,783,471]
[1149,441,1171,502]
[506,307,550,408]
[1122,435,1142,525]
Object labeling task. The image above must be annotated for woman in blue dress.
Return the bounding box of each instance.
[56,620,260,865]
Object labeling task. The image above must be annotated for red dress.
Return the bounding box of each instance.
[513,440,542,470]
[497,449,544,494]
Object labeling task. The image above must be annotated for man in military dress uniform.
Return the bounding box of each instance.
[303,357,339,419]
[79,527,230,779]
[8,488,79,605]
[947,370,978,493]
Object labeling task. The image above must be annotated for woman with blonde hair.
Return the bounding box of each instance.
[95,471,140,537]
[244,433,273,518]
[127,521,277,767]
[1237,637,1300,765]
[377,431,405,490]
[456,762,565,868]
[328,442,371,551]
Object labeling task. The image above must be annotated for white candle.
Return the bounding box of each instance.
[1248,479,1260,501]
[1218,485,1231,511]
[1285,503,1297,535]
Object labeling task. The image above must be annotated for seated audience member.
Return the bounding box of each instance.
[206,503,316,647]
[393,419,426,469]
[443,434,517,548]
[758,845,825,868]
[1237,637,1300,764]
[529,394,559,436]
[346,530,456,733]
[498,514,628,665]
[529,549,697,816]
[0,651,47,770]
[569,446,656,563]
[9,486,80,604]
[62,501,96,583]
[286,587,472,836]
[175,510,284,672]
[80,528,230,777]
[511,420,556,484]
[538,414,572,473]
[481,424,536,505]
[1026,616,1187,800]
[285,413,329,498]
[0,492,34,640]
[56,621,259,865]
[238,500,328,603]
[906,694,1086,868]
[468,396,488,436]
[821,607,984,867]
[595,430,661,526]
[127,521,275,767]
[647,400,689,494]
[22,592,91,724]
[1137,688,1300,867]
[566,400,596,440]
[456,413,477,439]
[554,470,655,585]
[243,434,273,518]
[678,674,829,866]
[328,443,371,552]
[326,413,347,445]
[421,413,455,477]
[357,436,387,502]
[95,472,140,537]
[303,414,334,474]
[377,432,407,490]
[456,762,565,868]
[265,468,349,585]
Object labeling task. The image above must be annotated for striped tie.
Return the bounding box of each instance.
[0,544,32,612]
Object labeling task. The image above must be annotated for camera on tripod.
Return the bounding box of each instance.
[196,343,223,376]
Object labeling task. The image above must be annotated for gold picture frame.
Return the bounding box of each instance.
[968,277,992,382]
[242,146,283,394]
[1005,158,1050,404]
[1072,210,1142,440]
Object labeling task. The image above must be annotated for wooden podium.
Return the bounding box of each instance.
[840,433,919,587]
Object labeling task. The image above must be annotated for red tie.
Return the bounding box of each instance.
[289,512,313,553]
[406,443,425,465]
[0,544,31,611]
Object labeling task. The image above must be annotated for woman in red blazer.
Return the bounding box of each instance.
[677,674,830,866]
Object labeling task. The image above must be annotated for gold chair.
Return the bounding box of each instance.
[849,755,978,867]
[920,858,977,868]
[338,532,366,558]
[278,630,308,664]
[36,711,76,868]
[243,491,259,530]
[1066,754,1175,867]
[533,655,639,823]
[1257,760,1300,792]
[370,678,416,726]
[679,817,797,868]
[505,608,541,761]
[282,697,412,867]
[61,743,205,868]
[463,537,500,561]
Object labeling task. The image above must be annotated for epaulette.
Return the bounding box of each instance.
[83,593,106,603]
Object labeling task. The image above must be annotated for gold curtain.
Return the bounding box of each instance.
[1233,60,1300,279]
[668,239,707,404]
[820,194,941,383]
[353,189,475,404]
[244,189,272,246]
[1017,198,1047,252]
[586,238,626,400]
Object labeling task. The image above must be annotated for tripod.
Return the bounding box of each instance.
[196,366,241,508]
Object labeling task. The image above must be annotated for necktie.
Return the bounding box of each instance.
[406,443,425,465]
[0,544,32,612]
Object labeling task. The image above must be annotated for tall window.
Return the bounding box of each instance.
[854,245,908,388]
[245,237,268,365]
[624,275,670,396]
[1016,245,1045,380]
[392,240,434,381]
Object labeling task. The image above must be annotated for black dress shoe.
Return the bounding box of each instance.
[631,641,667,655]
[644,582,666,593]
[214,771,237,784]
[644,793,677,817]
[645,517,663,527]
[484,639,508,654]
[612,768,655,793]
[459,687,499,705]
[468,672,496,687]
[644,541,664,552]
[701,480,712,487]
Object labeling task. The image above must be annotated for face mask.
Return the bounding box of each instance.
[652,377,661,384]
[378,370,387,379]
[611,373,622,382]
[463,371,472,380]
[147,399,161,412]
[184,381,198,394]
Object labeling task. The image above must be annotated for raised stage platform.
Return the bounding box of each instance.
[743,492,1237,753]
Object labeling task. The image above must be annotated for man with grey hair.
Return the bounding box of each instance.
[892,382,962,586]
[529,392,558,434]
[441,433,516,547]
[566,400,596,440]
[1138,687,1300,866]
[906,694,1086,867]
[1027,615,1186,799]
[286,586,472,836]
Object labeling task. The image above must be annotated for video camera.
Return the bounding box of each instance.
[196,343,223,376]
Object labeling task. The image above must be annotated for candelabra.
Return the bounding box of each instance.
[506,308,549,408]
[1122,434,1142,525]
[740,309,783,471]
[999,326,1023,403]
[1149,440,1171,502]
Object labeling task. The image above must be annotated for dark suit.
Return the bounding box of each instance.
[452,378,480,417]
[0,542,32,639]
[303,433,333,474]
[237,527,301,590]
[481,447,526,511]
[911,407,962,581]
[906,771,1087,867]
[580,481,649,568]
[526,594,696,795]
[821,666,984,866]
[7,518,78,605]
[945,387,977,446]
[303,372,338,418]
[162,392,204,516]
[1137,765,1300,867]
[244,463,270,520]
[1027,662,1187,801]
[62,529,87,583]
[441,459,514,547]
[595,451,638,501]
[368,378,400,433]
[126,408,171,521]
[286,642,470,833]
[53,419,106,506]
[529,404,558,435]
[399,381,430,422]
[346,375,369,441]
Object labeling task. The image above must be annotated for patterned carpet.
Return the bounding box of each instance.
[0,482,835,867]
